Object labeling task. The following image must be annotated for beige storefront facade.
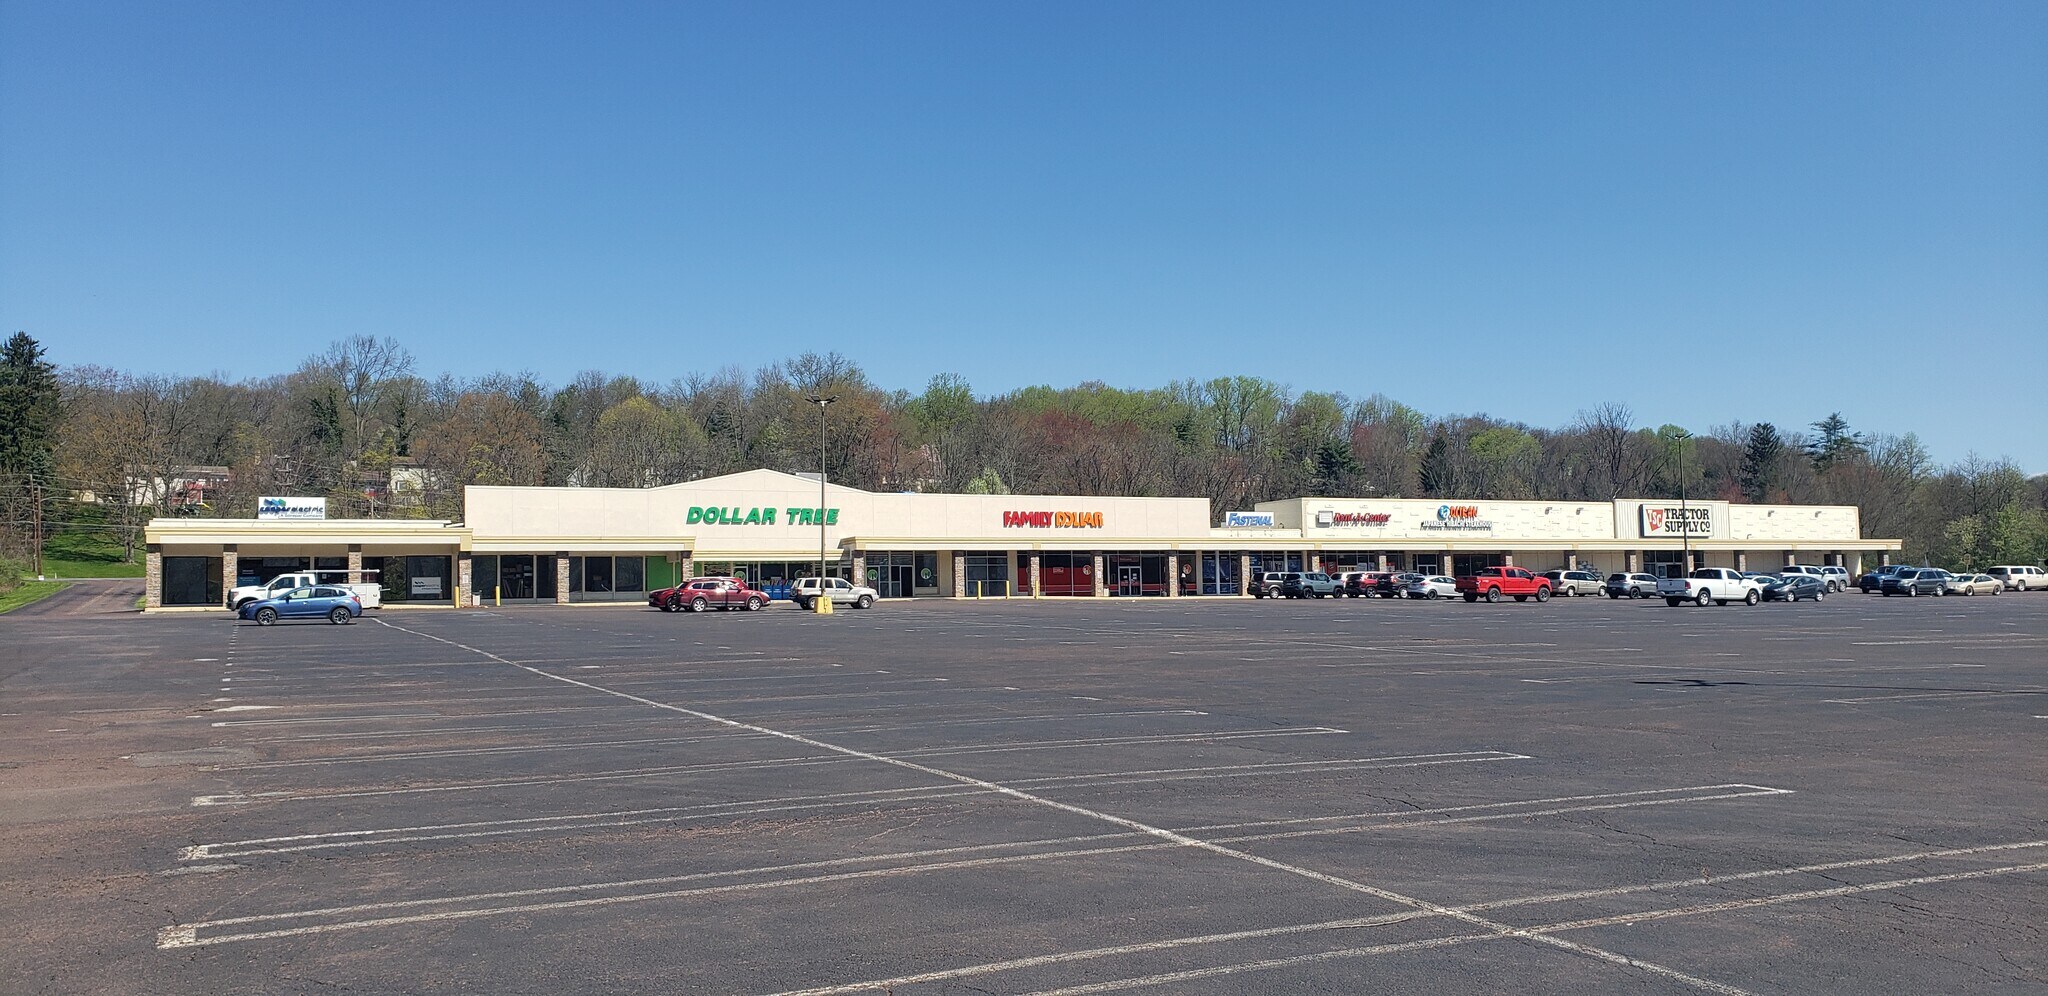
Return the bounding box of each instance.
[142,469,1902,610]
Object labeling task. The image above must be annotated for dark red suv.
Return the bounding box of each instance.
[651,577,767,612]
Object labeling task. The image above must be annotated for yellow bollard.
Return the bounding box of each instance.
[815,590,833,614]
[494,585,501,608]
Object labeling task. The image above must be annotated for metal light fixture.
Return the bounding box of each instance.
[809,395,838,614]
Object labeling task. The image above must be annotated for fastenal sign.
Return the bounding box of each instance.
[256,497,326,520]
[1640,504,1713,538]
[1224,511,1276,528]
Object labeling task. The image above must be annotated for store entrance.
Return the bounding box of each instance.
[878,564,912,598]
[1117,565,1143,596]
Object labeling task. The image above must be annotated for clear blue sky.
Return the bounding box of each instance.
[4,2,2043,469]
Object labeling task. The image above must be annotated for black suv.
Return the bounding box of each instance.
[1374,572,1422,598]
[1277,572,1341,598]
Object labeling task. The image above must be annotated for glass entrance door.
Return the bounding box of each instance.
[1117,565,1142,596]
[500,556,536,600]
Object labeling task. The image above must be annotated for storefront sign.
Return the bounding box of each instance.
[1420,504,1493,532]
[685,506,839,526]
[257,497,326,520]
[410,576,444,596]
[1316,510,1392,527]
[1640,505,1712,538]
[1224,511,1276,528]
[1002,511,1105,528]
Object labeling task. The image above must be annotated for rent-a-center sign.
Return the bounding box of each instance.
[1640,504,1712,538]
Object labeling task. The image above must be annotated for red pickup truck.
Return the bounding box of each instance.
[1456,567,1552,603]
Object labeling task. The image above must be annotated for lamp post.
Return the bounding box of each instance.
[1671,429,1693,575]
[809,395,837,614]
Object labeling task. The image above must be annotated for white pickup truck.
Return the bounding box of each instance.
[1658,567,1765,607]
[229,571,383,611]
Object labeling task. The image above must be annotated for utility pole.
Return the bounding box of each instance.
[30,473,43,579]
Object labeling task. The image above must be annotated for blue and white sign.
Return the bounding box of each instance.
[257,496,327,520]
[1224,511,1276,528]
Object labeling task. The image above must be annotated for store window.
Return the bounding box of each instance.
[1451,554,1505,578]
[963,553,1010,596]
[163,556,223,606]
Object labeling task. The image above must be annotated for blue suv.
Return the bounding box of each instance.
[1879,568,1951,597]
[239,585,363,625]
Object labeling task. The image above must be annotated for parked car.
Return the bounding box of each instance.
[1540,570,1605,597]
[1820,566,1851,590]
[1658,568,1766,606]
[1279,572,1341,598]
[1880,568,1951,597]
[1373,571,1423,598]
[239,585,362,626]
[1402,575,1459,599]
[229,570,382,611]
[1344,571,1394,597]
[1253,572,1289,598]
[648,576,744,611]
[668,577,771,612]
[1456,567,1552,603]
[1859,564,1913,593]
[1985,565,2047,591]
[1604,572,1660,599]
[1945,573,2003,596]
[1760,575,1826,602]
[791,576,878,610]
[1778,564,1839,592]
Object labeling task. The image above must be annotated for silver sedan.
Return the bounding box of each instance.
[1403,575,1460,599]
[1945,573,2003,596]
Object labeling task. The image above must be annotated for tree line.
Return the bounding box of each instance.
[3,332,2044,572]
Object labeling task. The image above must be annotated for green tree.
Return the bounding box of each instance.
[1418,432,1458,497]
[0,332,60,477]
[1807,413,1865,473]
[1739,422,1785,502]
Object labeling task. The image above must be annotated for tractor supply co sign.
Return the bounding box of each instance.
[1419,504,1494,532]
[257,497,326,520]
[1315,509,1393,528]
[1224,511,1276,528]
[1640,504,1713,538]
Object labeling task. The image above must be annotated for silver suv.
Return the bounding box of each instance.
[1253,572,1288,598]
[790,576,878,610]
[1540,569,1604,596]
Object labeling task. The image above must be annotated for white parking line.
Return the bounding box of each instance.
[763,838,2048,996]
[159,784,1780,944]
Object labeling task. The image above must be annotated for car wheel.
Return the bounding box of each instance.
[1666,597,1683,606]
[254,607,278,626]
[1514,594,1528,602]
[1426,589,1439,600]
[1744,590,1761,606]
[1535,587,1551,603]
[1485,587,1501,603]
[744,597,763,611]
[329,606,352,624]
[1463,593,1478,603]
[690,596,709,612]
[1696,589,1712,607]
[1607,591,1620,599]
[1814,590,1825,602]
[856,594,874,609]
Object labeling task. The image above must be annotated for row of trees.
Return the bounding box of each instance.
[5,333,2045,570]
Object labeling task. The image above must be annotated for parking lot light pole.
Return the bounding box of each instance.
[1672,429,1692,573]
[810,395,837,615]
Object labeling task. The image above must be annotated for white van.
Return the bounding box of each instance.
[1984,566,2046,591]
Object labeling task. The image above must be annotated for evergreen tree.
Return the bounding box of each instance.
[1739,422,1785,502]
[0,332,60,477]
[1418,432,1457,497]
[1807,412,1865,473]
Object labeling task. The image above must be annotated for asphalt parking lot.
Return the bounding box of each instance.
[3,592,2044,994]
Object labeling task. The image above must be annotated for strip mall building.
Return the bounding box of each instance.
[142,468,1902,609]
